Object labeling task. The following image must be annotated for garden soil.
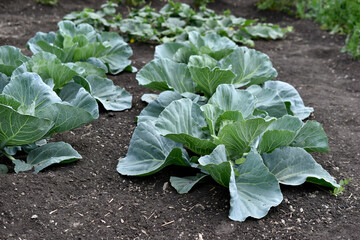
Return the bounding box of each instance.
[0,0,359,239]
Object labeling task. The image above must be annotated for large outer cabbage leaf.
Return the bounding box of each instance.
[80,75,132,111]
[229,151,283,221]
[290,121,329,152]
[94,32,133,74]
[262,147,339,189]
[0,46,29,76]
[0,104,54,148]
[3,72,62,113]
[137,59,195,92]
[264,81,314,120]
[154,42,189,60]
[59,82,99,119]
[247,85,288,118]
[170,173,208,194]
[13,142,82,173]
[117,121,190,176]
[137,91,182,123]
[36,102,95,137]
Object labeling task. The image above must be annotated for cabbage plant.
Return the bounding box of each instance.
[117,33,339,221]
[11,51,132,111]
[0,72,98,173]
[27,20,135,74]
[137,32,278,97]
[117,84,339,222]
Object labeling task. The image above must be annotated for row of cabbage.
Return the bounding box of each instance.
[64,1,293,46]
[0,20,134,174]
[116,31,340,222]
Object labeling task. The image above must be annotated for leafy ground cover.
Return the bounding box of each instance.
[0,0,359,238]
[64,1,292,46]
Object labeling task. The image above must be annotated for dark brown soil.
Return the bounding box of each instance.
[1,0,359,239]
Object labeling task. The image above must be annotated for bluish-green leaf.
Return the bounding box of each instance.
[198,145,232,187]
[245,24,291,39]
[72,62,107,78]
[137,58,195,93]
[0,164,8,174]
[257,115,304,154]
[170,173,208,194]
[141,93,158,104]
[290,121,329,152]
[84,75,132,111]
[172,46,197,63]
[0,73,9,93]
[262,147,339,188]
[13,52,78,89]
[36,103,95,135]
[27,31,57,55]
[189,66,236,98]
[3,72,62,113]
[156,98,216,155]
[0,104,54,148]
[117,121,190,176]
[215,118,272,158]
[0,46,29,76]
[264,81,314,120]
[188,54,218,69]
[229,151,282,221]
[58,21,97,41]
[154,42,189,60]
[36,40,73,62]
[0,94,21,110]
[258,130,296,154]
[220,47,277,87]
[96,32,133,74]
[208,84,256,119]
[59,82,99,119]
[14,142,82,173]
[266,115,304,131]
[188,31,238,60]
[247,85,288,118]
[137,91,182,123]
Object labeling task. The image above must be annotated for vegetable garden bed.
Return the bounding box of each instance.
[0,0,359,239]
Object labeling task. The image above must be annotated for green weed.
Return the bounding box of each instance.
[35,0,59,5]
[332,177,351,196]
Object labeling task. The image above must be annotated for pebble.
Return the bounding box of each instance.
[162,182,169,191]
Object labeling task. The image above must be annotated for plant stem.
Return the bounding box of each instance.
[0,150,17,161]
